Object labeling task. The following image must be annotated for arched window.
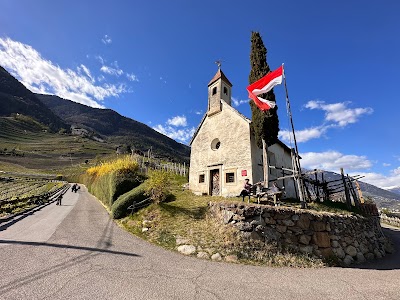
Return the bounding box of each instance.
[223,86,228,95]
[212,86,217,95]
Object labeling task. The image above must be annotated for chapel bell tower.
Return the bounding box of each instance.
[207,63,233,116]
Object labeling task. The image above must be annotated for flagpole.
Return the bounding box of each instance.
[282,64,307,208]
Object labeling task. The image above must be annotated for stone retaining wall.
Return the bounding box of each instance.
[209,202,393,266]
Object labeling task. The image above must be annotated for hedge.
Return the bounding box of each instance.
[81,170,143,208]
[111,182,148,219]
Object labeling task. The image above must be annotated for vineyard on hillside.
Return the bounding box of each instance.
[0,175,69,217]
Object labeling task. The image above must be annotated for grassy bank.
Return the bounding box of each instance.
[119,176,325,268]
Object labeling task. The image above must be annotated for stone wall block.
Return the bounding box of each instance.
[263,227,281,242]
[243,206,256,217]
[333,247,346,259]
[282,219,295,227]
[312,232,331,248]
[223,210,234,224]
[345,245,357,257]
[356,252,366,263]
[297,214,311,230]
[331,240,339,248]
[343,255,354,266]
[265,217,276,225]
[325,222,331,231]
[299,234,312,245]
[276,225,287,233]
[262,212,271,218]
[319,247,333,258]
[359,243,369,254]
[311,221,326,232]
[299,245,313,254]
[292,214,300,221]
[275,213,291,220]
[236,222,252,231]
[290,226,304,235]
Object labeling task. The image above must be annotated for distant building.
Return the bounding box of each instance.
[189,67,298,198]
[71,125,89,136]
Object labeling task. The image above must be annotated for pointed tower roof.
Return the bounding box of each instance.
[208,68,233,87]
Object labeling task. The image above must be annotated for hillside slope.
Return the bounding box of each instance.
[0,66,66,131]
[37,94,190,162]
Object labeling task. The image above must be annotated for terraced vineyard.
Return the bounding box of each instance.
[0,116,115,170]
[0,175,69,217]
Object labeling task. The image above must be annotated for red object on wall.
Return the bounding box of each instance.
[241,170,247,176]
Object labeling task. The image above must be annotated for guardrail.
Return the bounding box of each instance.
[127,197,152,215]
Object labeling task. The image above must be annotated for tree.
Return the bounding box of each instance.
[249,31,279,148]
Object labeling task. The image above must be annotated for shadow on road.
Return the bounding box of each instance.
[350,225,399,270]
[0,239,140,257]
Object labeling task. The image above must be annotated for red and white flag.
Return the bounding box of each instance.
[247,65,283,111]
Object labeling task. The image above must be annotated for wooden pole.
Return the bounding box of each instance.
[340,168,352,210]
[262,138,269,188]
[283,66,306,208]
[354,180,365,204]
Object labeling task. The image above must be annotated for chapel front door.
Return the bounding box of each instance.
[210,169,220,196]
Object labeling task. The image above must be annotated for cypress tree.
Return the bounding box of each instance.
[249,31,279,148]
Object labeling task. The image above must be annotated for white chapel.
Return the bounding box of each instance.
[189,67,298,199]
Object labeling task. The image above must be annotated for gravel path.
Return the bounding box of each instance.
[0,186,399,300]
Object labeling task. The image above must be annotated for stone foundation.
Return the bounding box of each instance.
[209,202,393,266]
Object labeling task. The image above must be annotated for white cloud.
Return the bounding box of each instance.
[167,115,187,127]
[126,73,139,82]
[232,97,249,107]
[195,110,203,115]
[279,126,330,143]
[0,37,128,108]
[300,150,372,172]
[153,115,195,143]
[305,100,373,127]
[101,34,112,45]
[95,55,105,64]
[352,168,400,189]
[383,163,391,167]
[77,64,94,83]
[153,124,195,144]
[100,65,123,76]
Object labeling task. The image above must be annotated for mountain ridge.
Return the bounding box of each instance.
[0,66,67,131]
[36,94,190,162]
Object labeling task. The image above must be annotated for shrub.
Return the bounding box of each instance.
[145,170,172,204]
[86,156,138,177]
[111,182,148,219]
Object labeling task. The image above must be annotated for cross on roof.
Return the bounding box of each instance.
[215,60,223,69]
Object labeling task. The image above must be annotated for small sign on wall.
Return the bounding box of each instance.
[241,170,247,176]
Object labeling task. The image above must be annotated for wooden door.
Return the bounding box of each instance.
[210,169,220,196]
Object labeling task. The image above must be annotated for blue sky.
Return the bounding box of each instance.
[1,0,399,189]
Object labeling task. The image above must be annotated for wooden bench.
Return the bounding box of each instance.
[242,184,284,206]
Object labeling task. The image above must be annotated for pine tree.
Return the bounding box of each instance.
[249,31,279,148]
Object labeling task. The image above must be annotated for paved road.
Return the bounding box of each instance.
[0,186,399,300]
